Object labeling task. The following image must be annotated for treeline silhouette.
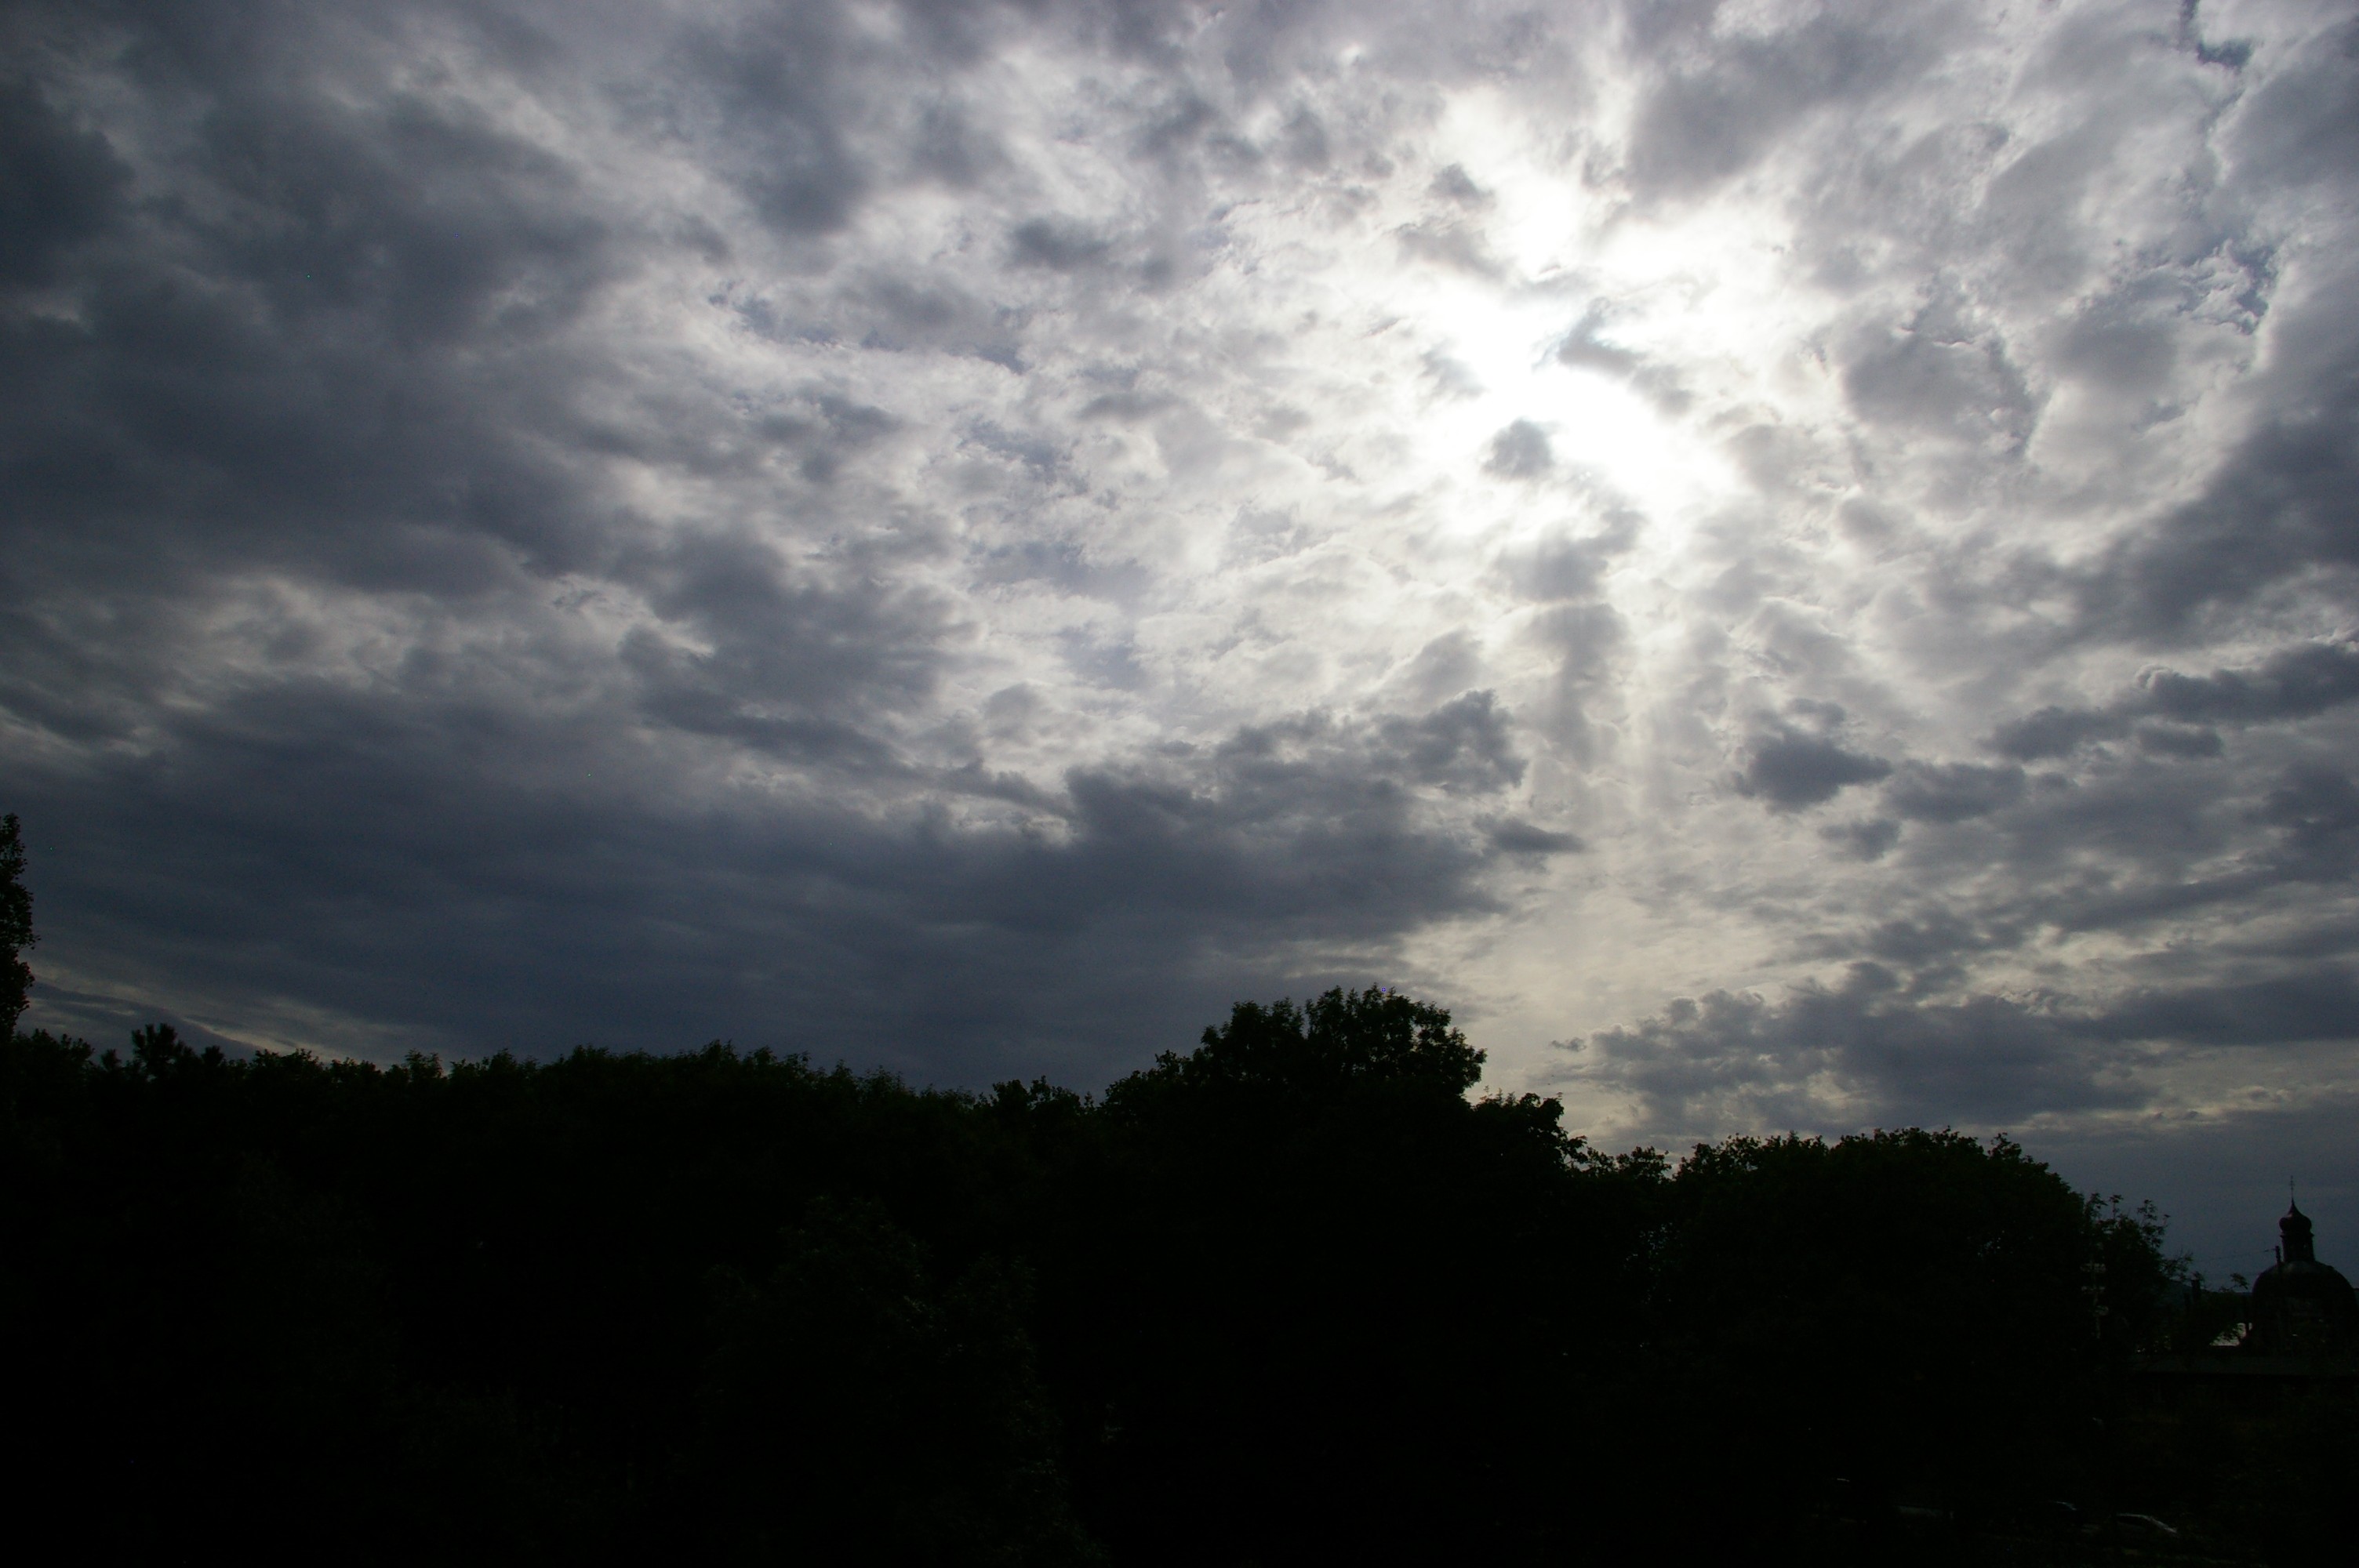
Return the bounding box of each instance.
[0,997,2204,1562]
[2,818,2349,1563]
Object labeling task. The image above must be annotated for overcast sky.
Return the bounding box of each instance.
[7,0,2357,1272]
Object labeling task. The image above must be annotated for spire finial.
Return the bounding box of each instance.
[2279,1194,2317,1264]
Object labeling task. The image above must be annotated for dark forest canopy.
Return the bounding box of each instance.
[2,834,2350,1562]
[0,1006,2308,1564]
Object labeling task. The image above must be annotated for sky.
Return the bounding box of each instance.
[5,0,2357,1275]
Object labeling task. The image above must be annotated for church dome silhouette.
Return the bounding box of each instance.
[2248,1200,2358,1354]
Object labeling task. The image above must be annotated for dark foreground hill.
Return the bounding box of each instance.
[12,990,2348,1563]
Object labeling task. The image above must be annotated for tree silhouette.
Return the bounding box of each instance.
[2,828,2292,1564]
[1,814,33,1033]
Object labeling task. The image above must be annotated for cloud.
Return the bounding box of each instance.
[1989,706,2128,762]
[1428,164,1491,208]
[1736,714,1892,810]
[1372,690,1528,795]
[1989,641,2359,760]
[1839,288,2038,449]
[1883,761,2025,823]
[3,0,2359,1255]
[1623,7,1942,198]
[9,677,1541,1076]
[2255,764,2359,875]
[0,77,130,286]
[2227,15,2359,189]
[1578,964,2359,1266]
[1485,817,1583,857]
[674,2,876,237]
[1576,958,2359,1138]
[1009,217,1115,271]
[2086,968,2359,1047]
[1573,966,2144,1134]
[1484,419,1554,477]
[1820,817,1902,861]
[2070,367,2359,641]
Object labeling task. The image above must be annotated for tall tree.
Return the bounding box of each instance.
[0,814,34,1034]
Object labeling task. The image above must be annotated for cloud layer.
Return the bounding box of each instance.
[5,0,2358,1264]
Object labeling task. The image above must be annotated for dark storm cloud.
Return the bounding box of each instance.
[1883,760,2025,823]
[2137,641,2359,722]
[1989,641,2359,760]
[667,0,955,239]
[1578,958,2359,1137]
[2,0,1551,1073]
[1009,216,1116,272]
[1735,715,1892,811]
[9,678,1547,1076]
[0,76,129,286]
[1373,690,1526,795]
[2256,764,2359,873]
[1574,965,2141,1132]
[1820,817,1902,861]
[2135,724,2225,759]
[1988,705,2127,763]
[2076,379,2359,640]
[0,30,639,613]
[616,534,948,757]
[1,0,1540,1074]
[2085,968,2359,1047]
[1485,818,1583,858]
[1849,749,2330,953]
